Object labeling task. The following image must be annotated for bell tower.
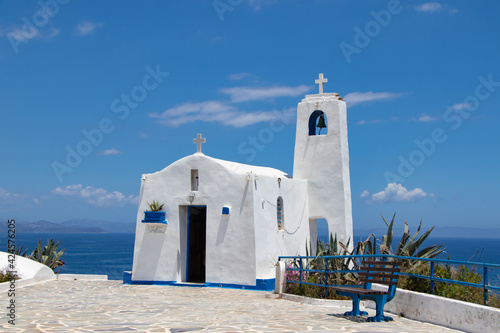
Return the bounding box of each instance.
[293,73,353,246]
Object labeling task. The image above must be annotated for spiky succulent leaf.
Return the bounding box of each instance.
[406,226,436,257]
[395,229,410,256]
[381,213,395,251]
[415,244,446,259]
[148,201,164,211]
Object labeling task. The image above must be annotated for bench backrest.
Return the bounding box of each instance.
[359,260,401,295]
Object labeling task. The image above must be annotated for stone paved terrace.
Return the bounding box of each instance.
[1,280,463,332]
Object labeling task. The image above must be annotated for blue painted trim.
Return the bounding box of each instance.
[142,211,167,224]
[123,271,132,284]
[186,206,191,280]
[205,279,275,291]
[122,274,275,291]
[186,205,207,283]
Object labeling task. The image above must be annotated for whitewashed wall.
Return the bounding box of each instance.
[131,154,311,287]
[252,174,309,280]
[293,94,353,247]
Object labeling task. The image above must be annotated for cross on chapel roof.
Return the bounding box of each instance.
[315,73,328,94]
[193,133,206,154]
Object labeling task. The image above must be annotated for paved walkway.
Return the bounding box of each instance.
[1,280,462,332]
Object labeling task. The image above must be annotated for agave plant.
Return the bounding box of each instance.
[148,201,164,211]
[305,234,358,285]
[380,213,445,268]
[306,233,346,269]
[29,238,65,273]
[14,245,28,257]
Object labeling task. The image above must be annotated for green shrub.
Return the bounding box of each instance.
[0,269,18,283]
[399,263,500,308]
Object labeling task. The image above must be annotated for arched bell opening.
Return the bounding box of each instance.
[308,110,328,136]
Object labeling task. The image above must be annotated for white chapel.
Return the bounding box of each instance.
[125,74,353,290]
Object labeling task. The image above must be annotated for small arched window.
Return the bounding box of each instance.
[308,110,328,136]
[277,196,284,230]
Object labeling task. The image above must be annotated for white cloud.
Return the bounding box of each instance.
[220,85,311,103]
[228,73,251,81]
[4,25,59,41]
[361,183,430,204]
[0,6,65,42]
[151,83,305,128]
[357,119,381,125]
[414,2,457,14]
[7,26,39,41]
[98,148,122,156]
[344,91,403,107]
[448,103,472,111]
[223,111,282,127]
[414,2,442,12]
[75,21,102,36]
[150,100,236,126]
[150,100,294,128]
[408,114,439,122]
[52,184,138,207]
[417,115,438,122]
[0,187,22,203]
[357,117,399,126]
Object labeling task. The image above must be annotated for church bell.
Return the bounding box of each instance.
[316,114,326,129]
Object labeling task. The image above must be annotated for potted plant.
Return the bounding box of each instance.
[142,201,167,224]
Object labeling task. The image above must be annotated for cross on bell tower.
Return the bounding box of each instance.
[193,133,206,154]
[315,73,328,94]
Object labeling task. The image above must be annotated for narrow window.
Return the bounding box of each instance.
[191,169,199,191]
[277,196,284,230]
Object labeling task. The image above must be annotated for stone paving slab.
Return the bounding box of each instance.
[0,280,463,332]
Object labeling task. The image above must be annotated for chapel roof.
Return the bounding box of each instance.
[166,153,291,179]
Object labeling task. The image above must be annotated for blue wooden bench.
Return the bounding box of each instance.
[330,259,402,322]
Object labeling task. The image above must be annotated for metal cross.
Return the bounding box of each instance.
[193,133,206,154]
[315,73,328,94]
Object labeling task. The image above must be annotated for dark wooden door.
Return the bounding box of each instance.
[187,206,206,283]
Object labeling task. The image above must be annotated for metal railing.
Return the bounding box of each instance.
[278,254,500,306]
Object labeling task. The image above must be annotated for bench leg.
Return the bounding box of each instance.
[367,298,393,322]
[344,295,368,317]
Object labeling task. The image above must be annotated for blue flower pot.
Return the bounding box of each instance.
[142,211,167,224]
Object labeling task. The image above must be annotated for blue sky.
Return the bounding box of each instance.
[1,0,499,231]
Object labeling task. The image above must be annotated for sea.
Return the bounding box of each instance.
[2,233,499,282]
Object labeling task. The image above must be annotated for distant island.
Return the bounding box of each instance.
[1,218,498,238]
[0,218,135,234]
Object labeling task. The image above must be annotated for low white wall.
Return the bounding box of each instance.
[0,251,56,291]
[57,274,108,281]
[0,252,55,280]
[366,288,500,333]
